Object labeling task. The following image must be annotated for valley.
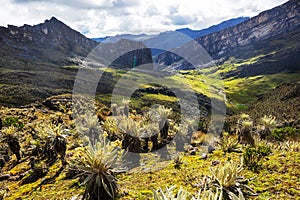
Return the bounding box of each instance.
[0,0,299,199]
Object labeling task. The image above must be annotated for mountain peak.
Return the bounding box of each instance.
[50,16,58,21]
[44,16,64,25]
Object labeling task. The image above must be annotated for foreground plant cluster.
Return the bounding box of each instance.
[0,96,299,200]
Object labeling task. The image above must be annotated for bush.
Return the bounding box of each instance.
[243,145,271,172]
[272,127,297,141]
[2,117,24,130]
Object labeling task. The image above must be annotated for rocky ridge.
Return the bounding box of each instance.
[0,17,98,65]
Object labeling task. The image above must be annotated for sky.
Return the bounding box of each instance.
[0,0,288,38]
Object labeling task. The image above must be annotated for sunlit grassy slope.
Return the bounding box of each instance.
[95,61,300,112]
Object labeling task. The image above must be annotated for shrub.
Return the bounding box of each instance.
[192,188,222,200]
[154,159,256,200]
[2,117,24,130]
[1,126,21,161]
[237,114,254,146]
[272,127,297,141]
[173,153,184,169]
[259,115,277,139]
[280,141,300,152]
[243,145,271,172]
[38,123,67,165]
[76,114,103,144]
[156,105,172,142]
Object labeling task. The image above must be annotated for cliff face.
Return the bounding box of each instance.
[156,0,300,68]
[0,17,98,64]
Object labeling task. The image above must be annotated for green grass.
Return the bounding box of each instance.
[168,69,300,111]
[223,72,300,110]
[142,94,178,102]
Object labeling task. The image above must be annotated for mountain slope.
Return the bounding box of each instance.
[156,0,300,70]
[246,81,300,127]
[176,17,249,39]
[145,17,249,56]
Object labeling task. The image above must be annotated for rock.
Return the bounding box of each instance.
[207,145,215,154]
[0,117,2,129]
[191,131,206,147]
[211,160,220,166]
[201,153,208,159]
[190,149,197,155]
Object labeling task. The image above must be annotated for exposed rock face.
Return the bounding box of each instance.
[0,17,98,64]
[156,0,300,68]
[88,39,153,69]
[197,0,300,58]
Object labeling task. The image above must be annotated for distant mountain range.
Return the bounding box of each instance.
[176,17,250,39]
[92,17,249,56]
[92,33,155,43]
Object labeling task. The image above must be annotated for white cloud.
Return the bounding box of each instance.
[0,0,288,38]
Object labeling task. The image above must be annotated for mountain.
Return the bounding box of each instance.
[0,17,101,106]
[0,17,98,65]
[91,17,249,57]
[143,17,249,56]
[156,0,300,71]
[92,33,155,43]
[175,17,249,39]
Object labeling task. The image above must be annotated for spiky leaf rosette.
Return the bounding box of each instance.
[153,186,189,200]
[192,188,223,200]
[156,105,172,121]
[72,140,124,200]
[1,126,21,161]
[210,160,257,199]
[216,133,241,153]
